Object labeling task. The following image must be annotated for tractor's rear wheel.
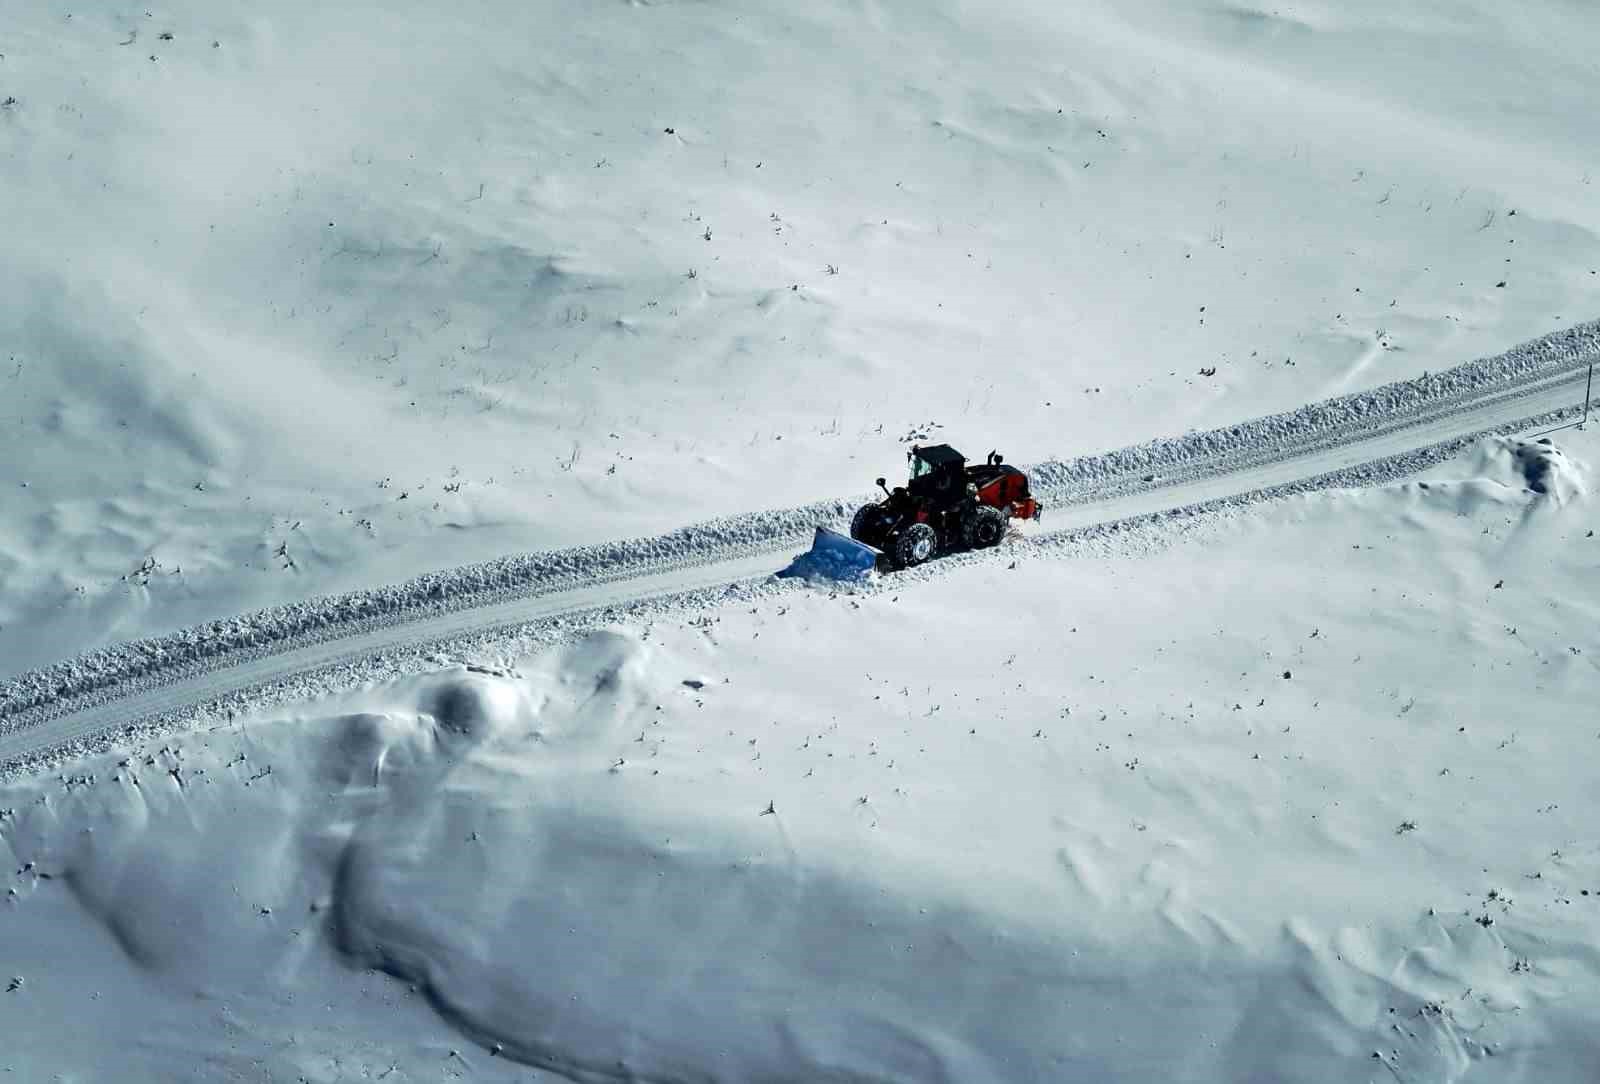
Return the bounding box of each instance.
[850,504,881,546]
[893,523,938,569]
[963,505,1007,549]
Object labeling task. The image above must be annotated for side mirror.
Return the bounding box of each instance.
[875,477,889,496]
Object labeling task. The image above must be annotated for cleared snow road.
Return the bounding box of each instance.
[0,358,1593,773]
[1042,361,1592,531]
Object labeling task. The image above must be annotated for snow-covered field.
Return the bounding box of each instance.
[4,0,1600,1080]
[5,0,1600,674]
[5,431,1598,1081]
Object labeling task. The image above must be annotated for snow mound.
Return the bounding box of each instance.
[421,672,530,742]
[1395,436,1590,519]
[1465,437,1587,504]
[1510,440,1586,502]
[320,712,438,788]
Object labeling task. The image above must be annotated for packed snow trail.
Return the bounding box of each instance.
[1040,359,1592,531]
[0,331,1595,776]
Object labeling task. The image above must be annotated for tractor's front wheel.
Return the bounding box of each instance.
[963,505,1007,549]
[893,523,938,569]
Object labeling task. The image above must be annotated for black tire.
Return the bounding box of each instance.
[893,523,938,569]
[850,504,881,545]
[963,505,1007,549]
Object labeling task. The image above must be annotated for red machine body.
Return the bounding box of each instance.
[848,444,1042,569]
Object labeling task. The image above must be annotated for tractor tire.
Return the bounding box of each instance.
[893,523,938,569]
[963,505,1007,549]
[850,504,881,546]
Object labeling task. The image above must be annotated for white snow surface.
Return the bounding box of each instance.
[4,429,1599,1082]
[6,0,1600,1080]
[5,0,1600,678]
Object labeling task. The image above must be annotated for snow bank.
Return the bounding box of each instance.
[1030,321,1600,498]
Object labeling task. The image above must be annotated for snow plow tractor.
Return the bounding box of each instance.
[847,444,1040,570]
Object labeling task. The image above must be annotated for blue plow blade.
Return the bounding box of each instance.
[776,526,880,581]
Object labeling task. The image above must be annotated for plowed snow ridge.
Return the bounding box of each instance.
[2,320,1596,775]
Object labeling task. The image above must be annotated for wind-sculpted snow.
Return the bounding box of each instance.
[12,614,1582,1081]
[2,321,1596,740]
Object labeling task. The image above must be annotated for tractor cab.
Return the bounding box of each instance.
[906,443,968,504]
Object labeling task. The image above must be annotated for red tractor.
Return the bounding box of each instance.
[848,444,1041,569]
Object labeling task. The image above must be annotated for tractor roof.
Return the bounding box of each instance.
[911,443,966,468]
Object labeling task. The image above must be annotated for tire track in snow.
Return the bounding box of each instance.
[2,325,1597,775]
